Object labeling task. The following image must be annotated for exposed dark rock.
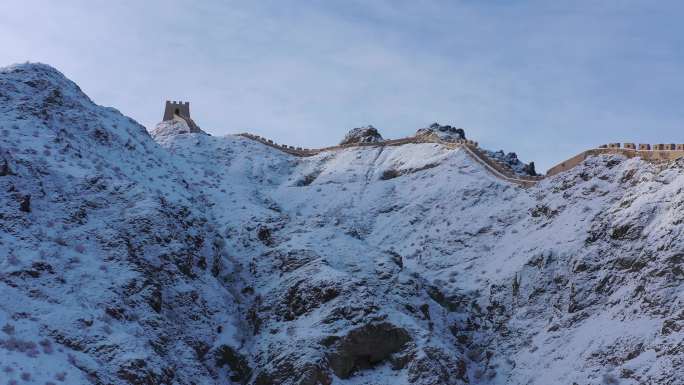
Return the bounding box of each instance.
[610,224,641,240]
[386,250,403,270]
[380,163,439,181]
[116,359,175,385]
[254,359,332,385]
[0,159,14,176]
[380,169,401,180]
[257,225,272,245]
[530,204,558,219]
[296,170,322,187]
[415,123,465,141]
[523,161,537,176]
[266,249,319,273]
[339,126,383,145]
[325,322,411,379]
[486,149,538,176]
[321,302,381,325]
[43,88,64,107]
[281,278,341,321]
[426,285,469,312]
[407,347,467,385]
[214,345,252,384]
[19,194,31,213]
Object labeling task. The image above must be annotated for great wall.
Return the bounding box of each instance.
[163,101,684,188]
[545,143,684,177]
[237,132,546,187]
[236,133,684,188]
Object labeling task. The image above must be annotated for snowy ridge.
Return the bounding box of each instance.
[237,132,543,187]
[1,63,684,385]
[0,63,244,384]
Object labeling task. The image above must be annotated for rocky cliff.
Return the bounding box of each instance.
[1,63,683,385]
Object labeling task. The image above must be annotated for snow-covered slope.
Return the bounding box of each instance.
[0,63,244,384]
[2,64,683,385]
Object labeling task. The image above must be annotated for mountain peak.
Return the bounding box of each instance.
[3,64,684,384]
[1,62,84,96]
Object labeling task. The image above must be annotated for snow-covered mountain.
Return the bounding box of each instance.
[1,63,683,385]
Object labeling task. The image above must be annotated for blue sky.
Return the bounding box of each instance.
[2,0,683,171]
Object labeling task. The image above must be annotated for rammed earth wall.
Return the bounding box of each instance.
[239,133,684,187]
[237,132,542,187]
[546,148,684,177]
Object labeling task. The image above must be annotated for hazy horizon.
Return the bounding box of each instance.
[3,0,684,171]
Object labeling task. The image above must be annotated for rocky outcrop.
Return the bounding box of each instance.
[415,123,466,142]
[339,126,383,145]
[522,161,536,176]
[485,149,537,176]
[324,322,411,378]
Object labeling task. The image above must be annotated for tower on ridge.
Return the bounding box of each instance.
[162,100,202,133]
[163,100,190,121]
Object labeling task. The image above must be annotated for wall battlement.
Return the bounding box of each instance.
[546,143,684,177]
[237,132,542,187]
[238,134,684,188]
[163,100,191,121]
[163,100,202,133]
[162,96,677,186]
[160,99,682,186]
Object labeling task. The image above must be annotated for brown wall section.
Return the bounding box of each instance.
[237,132,541,187]
[238,132,684,187]
[546,147,684,177]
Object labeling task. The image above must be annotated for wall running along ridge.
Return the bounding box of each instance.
[238,132,544,187]
[546,145,684,177]
[238,134,684,187]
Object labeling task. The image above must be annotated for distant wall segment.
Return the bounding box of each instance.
[237,132,542,187]
[238,134,684,187]
[546,143,684,177]
[167,101,683,185]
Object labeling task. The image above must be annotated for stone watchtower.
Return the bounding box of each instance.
[162,100,202,133]
[163,101,191,121]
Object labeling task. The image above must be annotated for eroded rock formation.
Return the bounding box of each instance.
[339,125,383,145]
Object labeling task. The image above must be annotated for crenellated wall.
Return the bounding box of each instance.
[163,101,202,133]
[546,143,684,177]
[237,132,542,187]
[238,134,684,187]
[163,101,190,121]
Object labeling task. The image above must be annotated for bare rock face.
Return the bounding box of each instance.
[253,356,332,385]
[415,123,466,141]
[522,161,537,176]
[407,347,468,385]
[0,158,14,176]
[213,345,252,383]
[324,322,411,379]
[339,126,383,145]
[279,278,341,321]
[485,149,538,176]
[19,194,31,212]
